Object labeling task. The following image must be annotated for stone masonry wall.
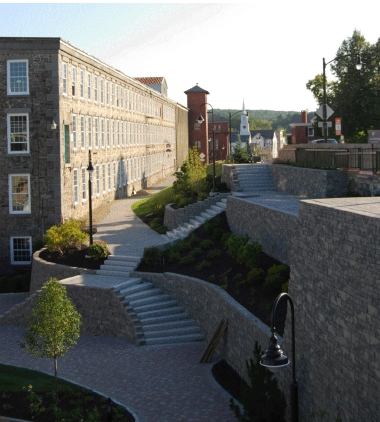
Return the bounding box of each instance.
[163,193,230,230]
[288,197,380,422]
[269,164,348,198]
[132,271,273,385]
[226,196,297,266]
[30,249,96,293]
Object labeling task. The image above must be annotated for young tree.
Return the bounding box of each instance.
[21,278,82,398]
[230,341,286,422]
[231,136,250,163]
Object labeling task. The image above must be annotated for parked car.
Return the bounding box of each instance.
[311,139,338,144]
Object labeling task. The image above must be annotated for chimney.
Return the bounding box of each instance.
[301,110,307,123]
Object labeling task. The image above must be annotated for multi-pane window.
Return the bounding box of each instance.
[80,115,85,149]
[96,165,100,196]
[101,118,105,148]
[62,62,67,95]
[106,81,109,105]
[102,163,106,193]
[80,70,84,98]
[107,163,111,191]
[72,114,78,149]
[87,72,92,100]
[73,168,79,204]
[107,119,110,147]
[9,174,30,214]
[111,83,115,106]
[113,162,117,190]
[81,167,87,201]
[88,116,92,149]
[7,60,29,95]
[100,78,104,104]
[72,66,76,96]
[94,117,99,149]
[112,120,115,147]
[7,114,29,153]
[10,237,32,265]
[94,76,98,102]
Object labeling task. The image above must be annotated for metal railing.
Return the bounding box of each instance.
[294,146,380,172]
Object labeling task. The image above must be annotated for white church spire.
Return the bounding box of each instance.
[240,99,251,137]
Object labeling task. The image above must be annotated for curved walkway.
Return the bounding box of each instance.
[0,176,237,422]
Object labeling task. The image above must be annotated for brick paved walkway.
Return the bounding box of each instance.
[0,176,238,422]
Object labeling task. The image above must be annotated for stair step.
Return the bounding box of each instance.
[96,270,131,277]
[123,287,163,303]
[144,325,201,339]
[113,278,144,291]
[136,305,185,320]
[129,293,171,308]
[142,319,195,332]
[139,312,189,325]
[144,332,205,346]
[100,264,135,273]
[102,260,138,268]
[132,299,179,313]
[109,255,141,263]
[119,281,154,296]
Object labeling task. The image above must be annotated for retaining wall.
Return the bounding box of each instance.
[163,193,230,230]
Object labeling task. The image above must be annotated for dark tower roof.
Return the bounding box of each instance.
[184,84,210,94]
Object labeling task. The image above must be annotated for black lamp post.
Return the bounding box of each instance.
[87,149,94,245]
[322,54,362,143]
[197,103,217,193]
[260,293,298,422]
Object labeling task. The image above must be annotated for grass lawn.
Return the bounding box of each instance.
[0,363,134,421]
[131,185,175,217]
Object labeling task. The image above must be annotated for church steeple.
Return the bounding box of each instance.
[240,99,251,137]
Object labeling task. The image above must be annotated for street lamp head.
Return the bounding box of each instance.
[355,55,363,71]
[260,328,290,373]
[87,150,94,173]
[196,113,205,124]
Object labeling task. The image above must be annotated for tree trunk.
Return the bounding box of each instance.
[54,355,58,401]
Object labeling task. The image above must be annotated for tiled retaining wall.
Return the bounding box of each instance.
[269,165,348,198]
[29,249,96,293]
[132,271,273,385]
[163,193,230,230]
[225,196,297,266]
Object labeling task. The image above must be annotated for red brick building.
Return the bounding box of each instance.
[290,110,316,144]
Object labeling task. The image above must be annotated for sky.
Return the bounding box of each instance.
[1,1,379,113]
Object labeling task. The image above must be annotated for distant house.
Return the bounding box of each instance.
[134,77,168,97]
[289,110,317,144]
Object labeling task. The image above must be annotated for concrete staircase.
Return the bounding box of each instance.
[112,278,204,346]
[233,164,276,193]
[162,198,227,242]
[96,255,141,277]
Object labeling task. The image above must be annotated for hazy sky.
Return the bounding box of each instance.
[1,2,379,113]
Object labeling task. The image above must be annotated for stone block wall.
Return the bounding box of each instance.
[225,196,297,266]
[30,249,95,293]
[269,165,348,198]
[132,271,273,385]
[288,197,380,422]
[163,193,230,230]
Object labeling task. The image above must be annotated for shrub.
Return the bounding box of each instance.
[203,216,222,236]
[230,341,286,422]
[196,260,211,271]
[87,241,109,261]
[246,267,266,288]
[142,247,163,266]
[241,242,262,269]
[190,247,203,258]
[177,240,192,252]
[199,239,214,250]
[221,231,232,245]
[197,192,209,201]
[179,254,196,266]
[207,248,223,260]
[188,234,202,246]
[44,219,88,256]
[167,247,181,263]
[225,234,249,261]
[262,265,290,297]
[212,227,226,242]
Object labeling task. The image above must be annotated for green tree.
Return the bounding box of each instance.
[230,341,286,422]
[231,136,250,163]
[173,146,208,200]
[21,278,82,398]
[306,30,380,141]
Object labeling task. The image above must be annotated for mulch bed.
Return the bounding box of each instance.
[39,247,105,270]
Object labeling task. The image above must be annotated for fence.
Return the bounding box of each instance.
[295,145,380,172]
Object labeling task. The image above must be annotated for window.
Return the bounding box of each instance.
[308,127,315,137]
[108,162,111,191]
[10,237,32,265]
[111,83,115,106]
[100,78,104,104]
[96,165,100,196]
[9,174,30,214]
[7,60,29,95]
[87,72,92,100]
[7,113,29,153]
[72,66,76,96]
[88,116,92,149]
[73,168,79,204]
[101,118,105,148]
[72,114,78,150]
[94,117,99,149]
[80,115,85,149]
[106,81,109,105]
[94,76,98,102]
[62,62,67,95]
[81,167,87,201]
[113,162,117,189]
[107,119,110,148]
[80,70,84,99]
[102,163,106,193]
